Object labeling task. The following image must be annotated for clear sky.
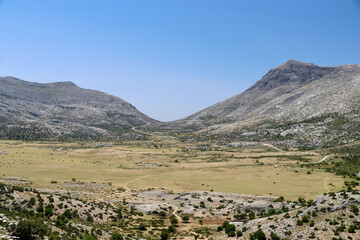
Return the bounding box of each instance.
[0,1,359,121]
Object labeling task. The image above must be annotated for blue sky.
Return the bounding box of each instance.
[0,1,359,121]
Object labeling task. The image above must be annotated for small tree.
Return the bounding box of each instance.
[138,223,147,231]
[27,197,36,208]
[250,229,266,240]
[12,220,33,240]
[160,229,169,240]
[170,214,178,225]
[224,223,236,234]
[181,214,190,223]
[270,232,280,240]
[159,210,167,218]
[350,204,359,215]
[12,219,48,240]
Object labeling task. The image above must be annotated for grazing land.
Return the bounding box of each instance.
[0,138,342,200]
[3,137,360,239]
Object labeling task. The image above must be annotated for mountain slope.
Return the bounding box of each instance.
[169,60,360,148]
[0,76,157,140]
[178,59,360,125]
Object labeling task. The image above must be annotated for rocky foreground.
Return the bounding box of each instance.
[1,176,360,239]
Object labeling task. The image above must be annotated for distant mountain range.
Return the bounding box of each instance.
[1,59,360,146]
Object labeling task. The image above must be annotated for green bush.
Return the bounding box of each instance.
[250,229,266,240]
[111,232,124,240]
[160,229,169,240]
[12,219,48,240]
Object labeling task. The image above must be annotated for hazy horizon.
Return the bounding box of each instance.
[0,0,359,121]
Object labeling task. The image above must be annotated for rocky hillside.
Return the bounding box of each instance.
[179,59,360,124]
[171,60,360,148]
[0,76,157,140]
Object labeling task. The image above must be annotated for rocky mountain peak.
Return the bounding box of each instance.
[178,60,359,128]
[275,59,314,69]
[248,59,337,91]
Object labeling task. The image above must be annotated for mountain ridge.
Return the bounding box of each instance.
[0,76,157,140]
[2,59,360,146]
[176,60,359,125]
[164,59,360,148]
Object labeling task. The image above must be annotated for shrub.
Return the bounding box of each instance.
[181,214,190,223]
[27,197,36,208]
[12,219,48,240]
[250,229,266,240]
[170,214,178,225]
[111,233,123,240]
[138,223,147,231]
[160,229,169,240]
[224,223,236,234]
[348,224,356,233]
[159,210,167,218]
[350,205,359,215]
[270,232,280,240]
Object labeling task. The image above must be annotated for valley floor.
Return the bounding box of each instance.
[0,137,359,239]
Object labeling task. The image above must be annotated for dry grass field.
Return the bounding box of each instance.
[0,138,344,201]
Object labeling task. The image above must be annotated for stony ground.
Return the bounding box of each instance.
[2,175,360,239]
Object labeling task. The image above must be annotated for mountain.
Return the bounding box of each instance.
[173,60,360,148]
[0,76,157,140]
[178,59,360,124]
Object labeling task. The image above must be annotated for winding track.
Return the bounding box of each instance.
[261,142,285,152]
[315,155,330,164]
[122,174,152,192]
[131,126,154,136]
[261,142,333,164]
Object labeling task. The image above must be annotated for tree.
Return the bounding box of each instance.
[115,207,123,219]
[350,204,359,215]
[160,229,169,240]
[44,204,54,218]
[27,197,36,208]
[224,223,236,234]
[12,220,34,240]
[270,232,280,240]
[168,225,176,233]
[248,211,255,220]
[159,210,167,218]
[181,214,190,223]
[87,214,94,222]
[348,225,356,233]
[250,229,266,240]
[138,223,147,231]
[170,214,178,225]
[63,209,73,219]
[12,219,48,240]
